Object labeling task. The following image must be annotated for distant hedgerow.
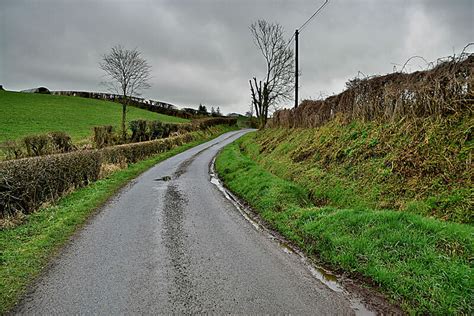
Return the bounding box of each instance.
[0,122,236,218]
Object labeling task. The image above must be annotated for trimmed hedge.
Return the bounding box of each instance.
[92,125,115,148]
[0,131,208,217]
[192,117,237,129]
[1,150,101,216]
[127,118,237,144]
[0,119,237,217]
[1,131,74,160]
[101,133,194,164]
[0,118,237,160]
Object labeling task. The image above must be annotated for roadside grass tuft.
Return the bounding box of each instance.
[216,136,473,315]
[0,125,236,314]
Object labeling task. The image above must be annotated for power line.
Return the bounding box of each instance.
[299,0,329,33]
[285,0,329,48]
[294,0,330,108]
[285,0,329,49]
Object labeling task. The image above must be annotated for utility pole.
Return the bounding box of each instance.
[295,29,299,108]
[293,0,329,109]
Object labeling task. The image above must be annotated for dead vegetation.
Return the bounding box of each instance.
[270,53,473,128]
[247,111,473,224]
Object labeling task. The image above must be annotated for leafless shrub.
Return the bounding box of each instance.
[270,53,473,128]
[48,131,74,153]
[0,140,24,160]
[92,125,116,148]
[23,134,51,156]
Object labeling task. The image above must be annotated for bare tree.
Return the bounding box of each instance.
[249,20,294,128]
[100,45,151,140]
[248,102,254,118]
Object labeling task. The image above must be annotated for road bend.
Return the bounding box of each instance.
[15,130,357,315]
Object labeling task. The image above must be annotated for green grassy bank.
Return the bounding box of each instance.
[0,125,236,314]
[0,90,188,143]
[215,132,473,315]
[245,114,472,224]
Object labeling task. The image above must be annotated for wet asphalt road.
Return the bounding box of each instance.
[15,130,356,315]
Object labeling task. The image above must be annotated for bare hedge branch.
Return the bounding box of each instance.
[271,54,473,128]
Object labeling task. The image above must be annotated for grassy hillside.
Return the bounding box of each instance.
[243,114,473,224]
[0,90,189,143]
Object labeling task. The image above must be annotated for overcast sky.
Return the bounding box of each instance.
[1,0,472,114]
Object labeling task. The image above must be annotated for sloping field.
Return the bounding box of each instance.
[0,90,189,143]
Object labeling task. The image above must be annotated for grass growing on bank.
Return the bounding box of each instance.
[0,125,236,314]
[216,135,473,315]
[242,114,473,224]
[0,90,189,143]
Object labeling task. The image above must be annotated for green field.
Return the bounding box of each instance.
[0,90,189,143]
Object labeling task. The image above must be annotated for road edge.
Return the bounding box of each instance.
[210,144,404,316]
[1,126,238,314]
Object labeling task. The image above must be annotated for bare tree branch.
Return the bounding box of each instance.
[99,45,151,139]
[249,20,294,128]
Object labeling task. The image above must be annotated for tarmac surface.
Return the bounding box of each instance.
[15,130,358,315]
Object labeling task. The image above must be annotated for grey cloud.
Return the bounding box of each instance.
[1,0,472,114]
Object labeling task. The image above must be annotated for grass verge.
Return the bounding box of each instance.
[0,125,236,313]
[215,134,473,315]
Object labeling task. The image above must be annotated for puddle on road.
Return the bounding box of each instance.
[277,240,341,292]
[209,157,376,316]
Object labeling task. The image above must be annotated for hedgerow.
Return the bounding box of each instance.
[1,150,102,217]
[1,131,75,159]
[271,54,473,128]
[0,121,235,217]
